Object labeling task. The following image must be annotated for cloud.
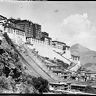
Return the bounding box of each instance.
[59,13,96,50]
[54,9,59,13]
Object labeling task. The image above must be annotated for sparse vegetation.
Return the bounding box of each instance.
[32,77,49,94]
[0,37,49,93]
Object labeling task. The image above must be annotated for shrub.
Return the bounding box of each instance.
[3,66,11,77]
[32,77,49,93]
[0,48,5,55]
[11,68,21,79]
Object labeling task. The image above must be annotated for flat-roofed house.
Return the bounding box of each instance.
[71,54,80,64]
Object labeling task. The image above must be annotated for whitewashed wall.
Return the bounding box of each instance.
[4,27,26,45]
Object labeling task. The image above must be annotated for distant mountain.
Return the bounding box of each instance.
[70,43,96,72]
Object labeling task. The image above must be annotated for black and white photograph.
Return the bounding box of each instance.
[0,0,96,95]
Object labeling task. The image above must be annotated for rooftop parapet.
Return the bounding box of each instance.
[52,40,66,45]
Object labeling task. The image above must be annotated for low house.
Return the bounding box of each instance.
[52,69,64,76]
[49,82,71,91]
[61,71,71,80]
[71,55,80,62]
[46,64,61,70]
[85,72,96,80]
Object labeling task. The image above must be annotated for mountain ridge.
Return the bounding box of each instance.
[70,43,96,72]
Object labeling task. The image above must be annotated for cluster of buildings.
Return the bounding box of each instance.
[0,15,71,51]
[1,15,96,94]
[6,18,53,46]
[0,14,80,69]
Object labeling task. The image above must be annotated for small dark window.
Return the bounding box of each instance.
[0,40,2,45]
[63,46,66,50]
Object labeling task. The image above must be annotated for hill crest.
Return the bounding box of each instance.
[70,43,96,72]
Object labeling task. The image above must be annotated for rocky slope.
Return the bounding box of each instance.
[0,35,49,93]
[70,43,96,72]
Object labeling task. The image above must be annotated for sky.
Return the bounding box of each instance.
[0,1,96,50]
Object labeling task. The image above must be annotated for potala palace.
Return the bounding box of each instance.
[1,15,93,94]
[0,15,81,73]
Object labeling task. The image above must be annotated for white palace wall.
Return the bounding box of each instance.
[0,24,80,69]
[4,27,26,45]
[26,37,72,65]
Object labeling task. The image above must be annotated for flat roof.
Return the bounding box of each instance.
[85,72,96,74]
[42,32,49,34]
[0,15,7,20]
[52,69,64,73]
[45,36,52,40]
[49,82,67,85]
[52,40,66,45]
[71,54,80,58]
[10,19,32,24]
[65,45,70,48]
[33,23,41,26]
[46,63,61,67]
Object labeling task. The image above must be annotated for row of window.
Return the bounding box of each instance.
[6,28,25,36]
[72,57,79,61]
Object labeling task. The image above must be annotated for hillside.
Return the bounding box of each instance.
[0,34,49,93]
[70,43,96,72]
